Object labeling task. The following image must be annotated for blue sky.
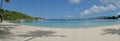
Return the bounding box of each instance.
[2,0,120,19]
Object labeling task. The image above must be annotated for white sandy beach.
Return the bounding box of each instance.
[0,22,120,41]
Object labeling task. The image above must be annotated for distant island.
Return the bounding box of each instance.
[96,15,120,19]
[0,9,44,22]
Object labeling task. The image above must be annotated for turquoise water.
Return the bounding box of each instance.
[19,19,120,28]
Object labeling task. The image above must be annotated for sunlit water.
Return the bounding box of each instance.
[19,19,120,28]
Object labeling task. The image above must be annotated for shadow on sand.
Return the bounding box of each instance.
[101,28,120,35]
[17,30,66,41]
[0,24,66,41]
[0,26,15,41]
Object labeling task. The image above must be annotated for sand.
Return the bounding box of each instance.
[0,22,120,41]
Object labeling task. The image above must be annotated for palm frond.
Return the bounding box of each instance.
[5,0,10,3]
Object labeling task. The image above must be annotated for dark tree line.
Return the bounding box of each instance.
[97,15,120,19]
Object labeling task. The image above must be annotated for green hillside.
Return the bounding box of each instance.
[0,9,44,21]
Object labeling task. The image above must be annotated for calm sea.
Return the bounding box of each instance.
[19,19,120,28]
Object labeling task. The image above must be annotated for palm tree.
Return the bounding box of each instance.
[0,0,10,8]
[0,0,10,23]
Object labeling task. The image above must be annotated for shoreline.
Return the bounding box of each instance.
[0,22,120,41]
[19,23,120,29]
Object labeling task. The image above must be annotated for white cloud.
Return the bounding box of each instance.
[100,0,120,16]
[80,0,120,16]
[100,0,120,7]
[68,0,80,4]
[117,12,120,15]
[81,4,116,16]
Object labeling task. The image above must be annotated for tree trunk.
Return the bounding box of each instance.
[0,0,3,8]
[0,0,3,23]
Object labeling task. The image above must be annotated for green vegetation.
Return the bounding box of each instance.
[34,17,45,20]
[117,15,120,18]
[0,0,10,23]
[0,9,44,22]
[97,15,120,19]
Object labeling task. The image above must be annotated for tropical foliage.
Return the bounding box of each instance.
[4,0,10,3]
[0,9,44,21]
[97,16,119,19]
